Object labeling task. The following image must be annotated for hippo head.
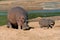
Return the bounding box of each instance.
[48,20,55,27]
[17,16,30,30]
[17,15,29,30]
[22,22,30,30]
[50,21,55,27]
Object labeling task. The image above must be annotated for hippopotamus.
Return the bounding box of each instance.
[39,19,55,29]
[7,7,30,30]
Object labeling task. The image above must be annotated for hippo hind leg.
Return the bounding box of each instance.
[47,25,52,29]
[11,23,18,29]
[7,22,18,29]
[7,22,12,28]
[49,25,52,28]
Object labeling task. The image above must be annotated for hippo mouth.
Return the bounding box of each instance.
[22,24,31,30]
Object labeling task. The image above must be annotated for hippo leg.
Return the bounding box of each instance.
[18,24,21,29]
[7,22,12,28]
[17,22,21,29]
[50,26,52,28]
[49,25,53,28]
[47,25,52,29]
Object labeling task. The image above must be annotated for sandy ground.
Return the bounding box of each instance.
[0,17,60,40]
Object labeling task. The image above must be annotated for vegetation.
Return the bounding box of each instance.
[0,0,4,1]
[0,12,60,25]
[0,15,7,26]
[28,12,60,19]
[0,0,6,1]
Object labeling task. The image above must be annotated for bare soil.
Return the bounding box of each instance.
[0,16,60,40]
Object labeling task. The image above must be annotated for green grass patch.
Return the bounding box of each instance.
[0,15,7,26]
[28,12,60,19]
[0,12,60,25]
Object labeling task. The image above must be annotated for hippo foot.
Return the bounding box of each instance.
[7,25,10,28]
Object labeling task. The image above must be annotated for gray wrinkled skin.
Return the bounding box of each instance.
[39,19,55,29]
[7,7,30,30]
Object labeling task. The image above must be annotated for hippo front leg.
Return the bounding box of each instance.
[18,24,21,30]
[17,22,21,30]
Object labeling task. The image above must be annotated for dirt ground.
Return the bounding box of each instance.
[0,16,60,40]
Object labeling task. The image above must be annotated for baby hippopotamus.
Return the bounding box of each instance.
[7,7,30,30]
[39,19,55,29]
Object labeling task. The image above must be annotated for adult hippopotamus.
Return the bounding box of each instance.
[7,7,30,30]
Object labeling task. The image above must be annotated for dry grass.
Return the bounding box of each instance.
[0,17,60,40]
